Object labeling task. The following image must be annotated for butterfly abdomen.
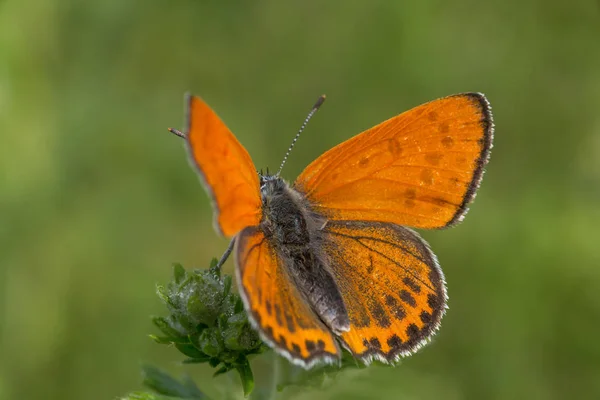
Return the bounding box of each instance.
[259,176,350,334]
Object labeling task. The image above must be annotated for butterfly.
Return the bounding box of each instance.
[169,92,493,368]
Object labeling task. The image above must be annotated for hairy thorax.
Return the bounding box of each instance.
[259,176,349,334]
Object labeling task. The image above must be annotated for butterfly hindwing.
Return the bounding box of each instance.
[322,220,447,363]
[236,226,341,367]
[185,94,262,237]
[294,93,493,229]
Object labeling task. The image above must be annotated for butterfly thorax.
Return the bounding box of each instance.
[259,176,312,249]
[259,175,350,334]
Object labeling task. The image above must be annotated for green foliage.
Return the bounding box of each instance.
[4,1,600,399]
[121,365,207,400]
[122,394,184,400]
[273,349,368,393]
[128,262,383,399]
[151,262,268,396]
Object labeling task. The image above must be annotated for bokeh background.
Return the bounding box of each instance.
[2,1,600,399]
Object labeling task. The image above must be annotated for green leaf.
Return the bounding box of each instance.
[152,316,187,340]
[208,258,219,273]
[141,365,206,399]
[148,335,174,345]
[198,329,222,356]
[173,263,187,284]
[212,364,230,377]
[235,358,254,397]
[222,275,232,297]
[156,285,170,304]
[121,392,186,400]
[174,343,208,359]
[182,356,211,364]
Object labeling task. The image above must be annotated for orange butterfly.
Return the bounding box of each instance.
[169,92,493,368]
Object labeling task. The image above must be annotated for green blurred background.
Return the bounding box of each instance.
[2,1,600,399]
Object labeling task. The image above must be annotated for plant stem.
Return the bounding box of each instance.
[250,352,280,400]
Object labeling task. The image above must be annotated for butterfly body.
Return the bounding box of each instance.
[259,175,350,335]
[178,92,494,368]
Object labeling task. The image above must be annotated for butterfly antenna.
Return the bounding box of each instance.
[276,94,326,176]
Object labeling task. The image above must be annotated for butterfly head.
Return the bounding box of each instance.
[259,172,284,195]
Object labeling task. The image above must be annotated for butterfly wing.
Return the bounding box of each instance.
[322,220,446,363]
[236,226,341,367]
[294,93,493,229]
[185,94,262,237]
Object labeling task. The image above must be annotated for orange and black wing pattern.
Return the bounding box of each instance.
[322,220,446,363]
[295,93,493,229]
[184,94,262,237]
[236,226,341,367]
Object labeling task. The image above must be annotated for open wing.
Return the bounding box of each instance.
[236,226,341,367]
[184,94,261,237]
[294,93,493,229]
[322,220,447,363]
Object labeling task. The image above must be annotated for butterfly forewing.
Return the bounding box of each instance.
[185,95,262,237]
[294,93,493,229]
[236,226,341,367]
[322,221,447,362]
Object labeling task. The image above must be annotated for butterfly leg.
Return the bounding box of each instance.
[215,238,236,270]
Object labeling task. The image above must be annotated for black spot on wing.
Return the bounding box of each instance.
[420,311,432,325]
[278,334,287,348]
[253,310,262,324]
[265,325,273,337]
[406,324,421,346]
[274,304,283,326]
[427,293,441,310]
[285,312,295,333]
[402,277,421,294]
[369,337,382,350]
[370,301,391,328]
[265,300,272,315]
[387,335,402,350]
[385,295,406,320]
[400,290,417,307]
[292,343,302,355]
